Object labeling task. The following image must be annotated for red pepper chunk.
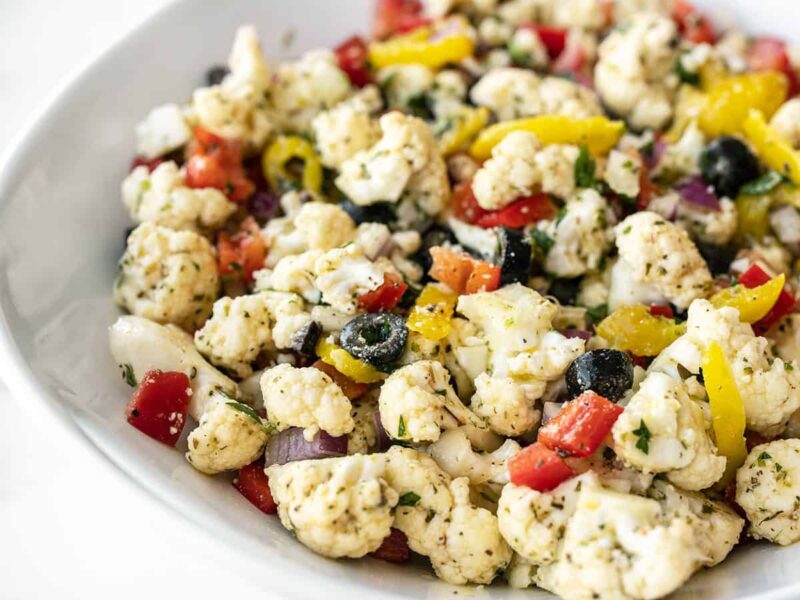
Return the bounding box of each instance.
[130,156,166,173]
[428,247,501,295]
[649,304,674,319]
[335,36,372,88]
[748,38,800,98]
[373,0,430,39]
[312,360,369,401]
[217,216,266,283]
[538,391,624,458]
[370,528,410,563]
[185,127,255,203]
[358,272,408,312]
[474,193,557,229]
[521,25,567,60]
[125,370,191,446]
[672,0,715,45]
[739,264,796,334]
[465,261,501,295]
[451,181,488,225]
[234,460,277,515]
[508,442,574,491]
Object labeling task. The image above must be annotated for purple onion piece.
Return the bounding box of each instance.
[676,176,721,211]
[541,402,565,426]
[263,427,347,467]
[248,190,280,224]
[559,329,592,341]
[644,139,668,170]
[373,410,393,452]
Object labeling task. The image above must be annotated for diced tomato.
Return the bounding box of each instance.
[234,460,277,515]
[429,246,500,295]
[370,528,410,563]
[521,25,567,60]
[451,181,489,224]
[465,261,501,295]
[538,391,624,458]
[125,370,191,446]
[739,263,797,333]
[217,216,266,283]
[672,0,715,45]
[748,37,800,97]
[335,36,372,88]
[373,0,429,39]
[474,193,557,229]
[185,127,255,203]
[508,442,575,491]
[312,360,369,400]
[649,305,674,319]
[130,156,166,173]
[551,37,587,80]
[358,272,408,312]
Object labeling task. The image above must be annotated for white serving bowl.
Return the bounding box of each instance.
[0,0,798,598]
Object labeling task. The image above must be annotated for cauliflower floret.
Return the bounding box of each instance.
[612,372,725,490]
[651,299,800,436]
[260,291,313,350]
[311,86,382,168]
[507,27,549,69]
[614,211,712,309]
[122,162,236,232]
[347,395,379,455]
[313,244,390,314]
[267,454,398,558]
[378,360,484,443]
[185,397,268,474]
[595,13,679,130]
[259,250,324,303]
[604,150,642,198]
[538,188,612,278]
[336,112,450,218]
[772,313,800,363]
[770,98,800,148]
[135,103,191,159]
[428,428,520,485]
[260,363,354,441]
[114,223,219,330]
[194,293,273,378]
[676,197,739,246]
[397,330,447,366]
[470,68,601,121]
[109,316,238,419]
[447,318,491,382]
[470,373,542,436]
[429,69,469,118]
[737,439,800,545]
[655,120,706,179]
[192,26,273,148]
[270,49,352,133]
[612,0,675,22]
[506,330,586,381]
[377,64,434,112]
[543,0,605,30]
[384,447,512,585]
[607,255,668,310]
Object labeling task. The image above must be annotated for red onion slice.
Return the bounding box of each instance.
[676,177,721,211]
[559,329,592,341]
[370,528,410,563]
[263,427,347,467]
[373,410,393,452]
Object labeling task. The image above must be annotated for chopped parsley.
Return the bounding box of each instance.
[586,304,609,325]
[633,419,652,454]
[574,146,597,188]
[121,364,136,387]
[398,491,421,507]
[226,401,276,434]
[398,415,407,438]
[740,171,785,196]
[530,229,555,255]
[675,57,700,86]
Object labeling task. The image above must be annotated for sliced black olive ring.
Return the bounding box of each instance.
[340,312,408,366]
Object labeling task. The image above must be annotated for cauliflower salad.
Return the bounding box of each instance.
[110,1,800,598]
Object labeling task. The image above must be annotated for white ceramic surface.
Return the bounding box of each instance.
[0,1,799,598]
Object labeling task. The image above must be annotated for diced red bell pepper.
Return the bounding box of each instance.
[451,181,489,225]
[538,391,624,458]
[551,37,587,80]
[748,38,800,97]
[465,261,502,295]
[312,360,370,400]
[474,193,557,229]
[370,528,410,563]
[508,442,574,491]
[373,0,430,39]
[234,459,277,514]
[335,36,372,88]
[185,127,255,203]
[521,25,567,60]
[429,247,501,295]
[130,156,167,173]
[637,160,659,211]
[672,0,715,45]
[125,370,191,446]
[739,263,796,333]
[649,305,674,319]
[217,216,266,283]
[358,272,408,312]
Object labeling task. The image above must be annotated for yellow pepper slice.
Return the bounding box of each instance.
[710,273,786,324]
[438,107,490,157]
[699,72,788,137]
[263,135,323,195]
[469,116,625,161]
[315,338,385,384]
[368,28,475,70]
[407,285,458,341]
[735,193,772,241]
[596,305,686,357]
[702,341,748,486]
[742,109,800,186]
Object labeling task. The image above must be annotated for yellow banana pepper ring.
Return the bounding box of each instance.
[407,285,458,341]
[710,273,786,323]
[438,107,490,157]
[699,71,788,137]
[263,135,323,195]
[316,338,385,384]
[368,28,475,70]
[469,115,625,161]
[742,109,800,186]
[596,305,686,357]
[702,341,748,486]
[735,193,772,241]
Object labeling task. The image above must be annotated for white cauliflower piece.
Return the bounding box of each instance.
[185,397,268,474]
[261,250,323,304]
[472,130,541,210]
[506,330,586,382]
[539,188,611,278]
[612,372,725,490]
[122,162,235,232]
[614,211,712,309]
[192,25,273,148]
[378,360,484,443]
[470,373,542,436]
[607,256,668,310]
[429,69,469,118]
[772,313,800,363]
[260,291,313,350]
[109,315,238,419]
[267,455,398,558]
[270,49,352,133]
[656,120,706,178]
[544,0,605,30]
[676,197,739,246]
[347,395,379,455]
[114,223,219,330]
[260,363,354,441]
[604,150,642,198]
[313,244,390,314]
[377,64,434,112]
[135,103,191,159]
[535,144,580,199]
[595,13,679,129]
[507,27,549,69]
[737,439,800,545]
[770,98,800,148]
[194,293,273,378]
[311,86,382,168]
[428,428,520,485]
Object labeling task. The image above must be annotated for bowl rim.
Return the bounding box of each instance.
[1,1,800,599]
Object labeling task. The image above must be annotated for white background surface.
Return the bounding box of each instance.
[0,2,272,598]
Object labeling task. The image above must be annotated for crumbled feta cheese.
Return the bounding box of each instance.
[135,104,192,159]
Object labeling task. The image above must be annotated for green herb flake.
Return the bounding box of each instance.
[121,364,136,387]
[740,171,785,196]
[633,419,652,454]
[675,57,700,86]
[531,229,555,254]
[398,491,421,507]
[574,146,597,188]
[398,415,407,438]
[226,401,276,434]
[586,304,609,324]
